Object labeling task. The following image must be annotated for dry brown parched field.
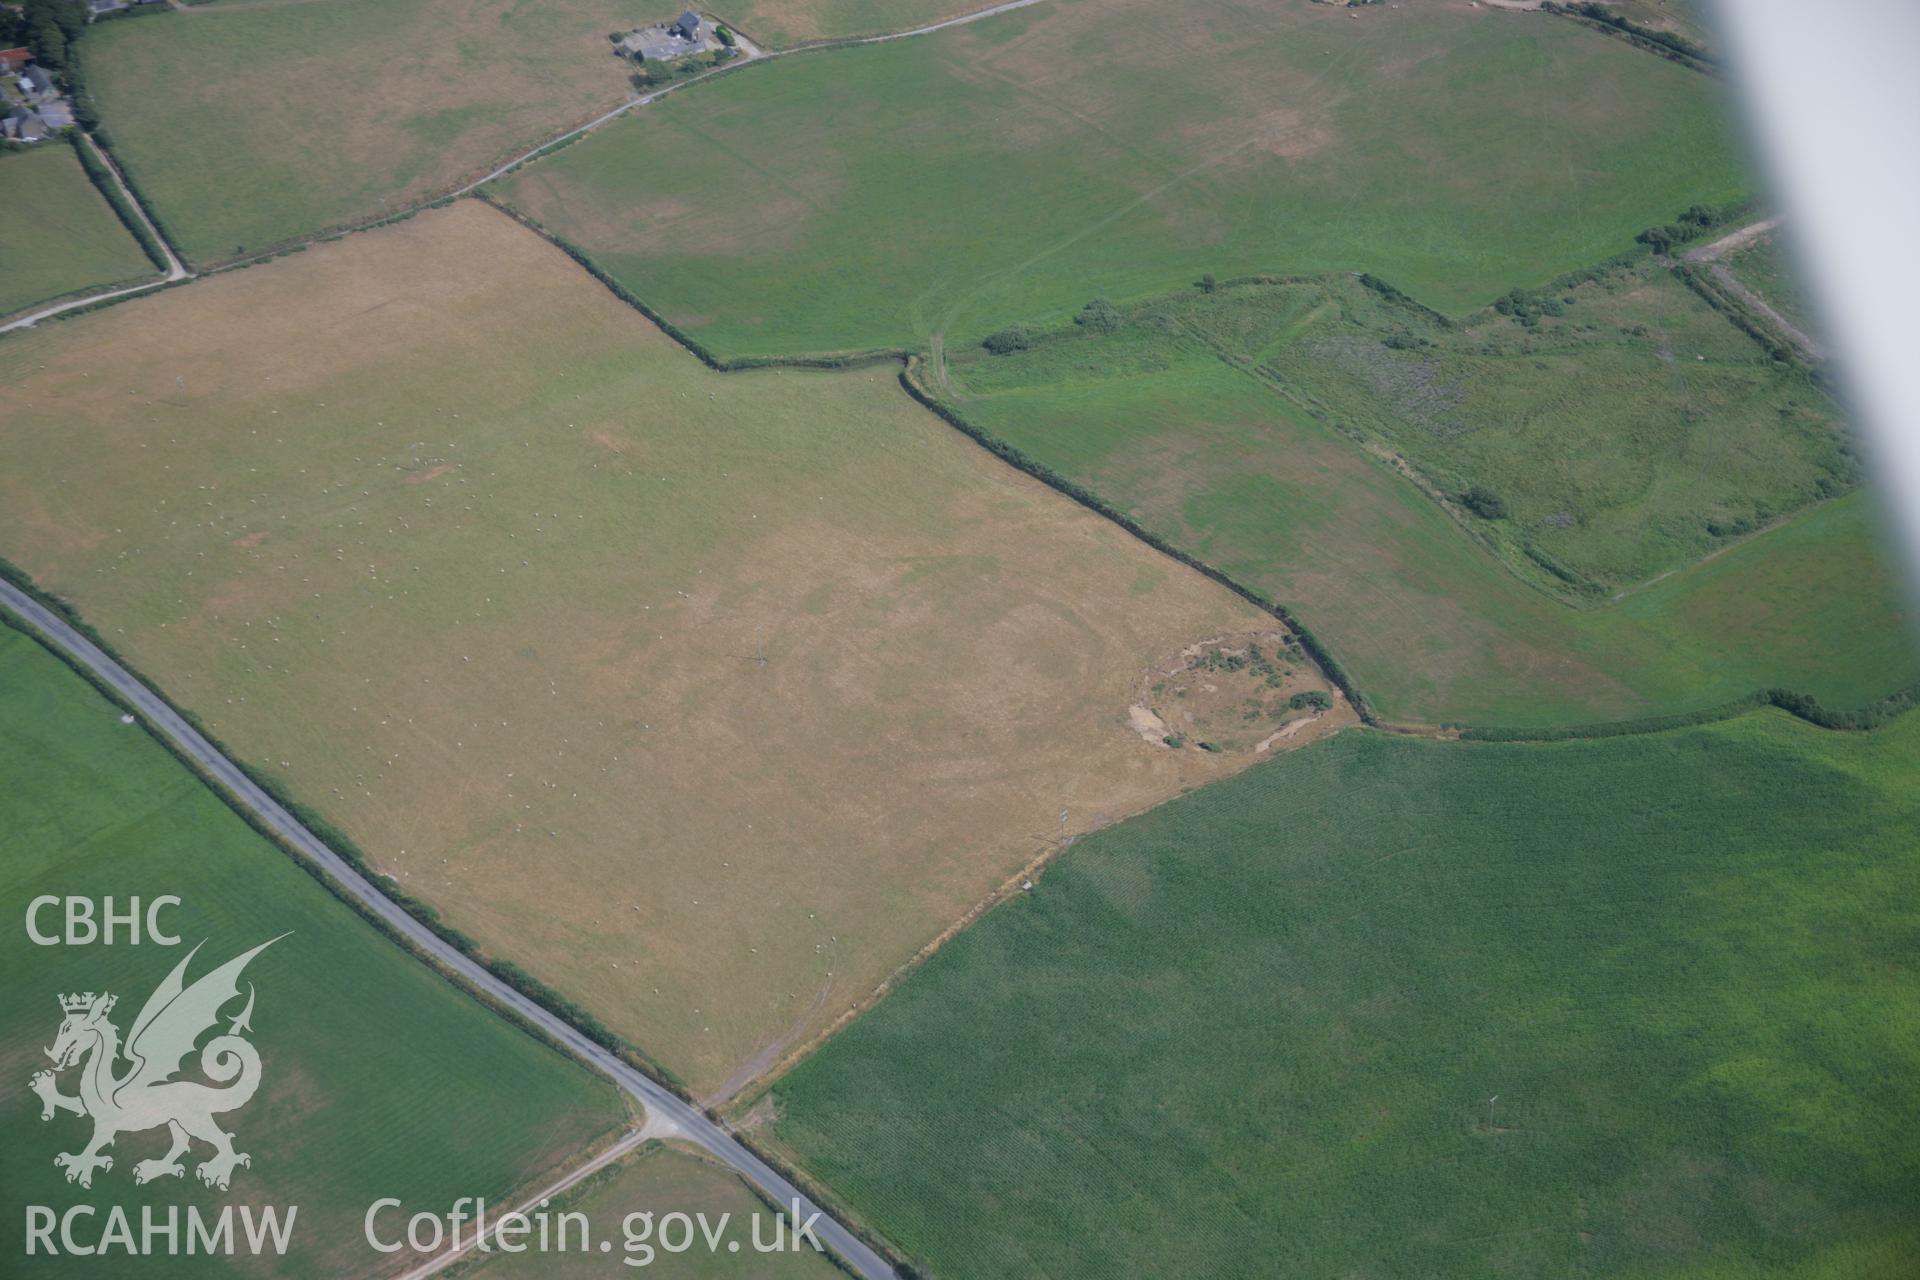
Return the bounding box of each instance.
[0,201,1277,1094]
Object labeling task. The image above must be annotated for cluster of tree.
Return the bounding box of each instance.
[1074,296,1122,334]
[8,0,109,131]
[630,48,733,87]
[13,0,88,71]
[1703,502,1776,539]
[1492,286,1569,326]
[1289,689,1333,711]
[1637,203,1732,255]
[981,324,1031,355]
[1459,484,1509,520]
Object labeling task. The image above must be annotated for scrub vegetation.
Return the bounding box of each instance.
[934,269,1914,726]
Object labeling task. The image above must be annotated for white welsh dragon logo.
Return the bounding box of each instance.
[29,937,283,1191]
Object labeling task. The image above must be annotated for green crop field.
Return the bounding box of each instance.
[0,625,626,1278]
[458,1143,844,1277]
[0,199,1270,1095]
[768,711,1920,1279]
[84,0,651,264]
[934,273,1915,726]
[716,0,974,47]
[492,0,1747,360]
[0,144,158,319]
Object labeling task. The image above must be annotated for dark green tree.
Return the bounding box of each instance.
[982,325,1031,355]
[25,9,66,70]
[27,0,87,45]
[1074,297,1122,334]
[1460,485,1509,520]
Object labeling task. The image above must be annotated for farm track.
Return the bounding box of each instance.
[1683,217,1826,360]
[442,0,1048,197]
[0,577,897,1280]
[394,1128,654,1279]
[0,133,191,335]
[0,0,1050,334]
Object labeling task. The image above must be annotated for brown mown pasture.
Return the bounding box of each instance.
[0,201,1285,1094]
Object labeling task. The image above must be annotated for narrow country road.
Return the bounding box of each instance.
[394,1128,653,1279]
[455,0,1045,197]
[1685,215,1781,263]
[5,0,1049,338]
[0,579,896,1280]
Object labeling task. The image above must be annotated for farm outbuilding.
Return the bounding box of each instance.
[2,108,47,142]
[623,12,710,62]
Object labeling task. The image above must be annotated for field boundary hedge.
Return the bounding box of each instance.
[65,132,170,274]
[1452,682,1919,742]
[66,38,194,267]
[1539,2,1715,74]
[0,555,929,1278]
[0,600,613,1074]
[0,261,158,330]
[896,359,1378,722]
[0,556,693,1101]
[478,194,914,371]
[1672,261,1837,400]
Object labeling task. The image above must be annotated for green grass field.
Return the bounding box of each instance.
[1724,231,1820,340]
[84,0,651,264]
[962,263,1853,596]
[768,711,1920,1279]
[457,1143,844,1277]
[0,144,158,319]
[492,0,1748,360]
[716,0,974,47]
[0,625,626,1278]
[937,274,1915,726]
